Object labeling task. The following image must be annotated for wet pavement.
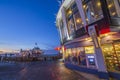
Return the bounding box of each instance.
[0,61,89,80]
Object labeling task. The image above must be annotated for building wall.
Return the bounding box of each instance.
[56,0,120,77]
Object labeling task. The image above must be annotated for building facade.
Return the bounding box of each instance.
[20,47,43,57]
[56,0,120,79]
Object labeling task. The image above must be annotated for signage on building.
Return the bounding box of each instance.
[87,55,96,66]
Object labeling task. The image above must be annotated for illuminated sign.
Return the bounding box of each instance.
[85,46,94,54]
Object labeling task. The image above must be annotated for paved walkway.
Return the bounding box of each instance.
[74,71,99,80]
[0,61,99,80]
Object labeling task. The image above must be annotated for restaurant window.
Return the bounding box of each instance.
[66,8,75,35]
[67,17,75,35]
[72,48,77,56]
[83,0,103,24]
[74,11,83,30]
[77,47,86,66]
[106,0,120,17]
[66,2,84,35]
[65,49,72,61]
[72,3,83,30]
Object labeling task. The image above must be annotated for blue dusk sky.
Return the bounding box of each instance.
[0,0,60,51]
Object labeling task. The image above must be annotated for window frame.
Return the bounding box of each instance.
[82,0,104,24]
[106,0,120,18]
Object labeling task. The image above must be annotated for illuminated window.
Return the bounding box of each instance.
[102,44,120,71]
[85,46,94,54]
[66,3,84,36]
[74,12,83,30]
[82,0,103,24]
[66,2,84,36]
[67,18,75,35]
[66,8,75,35]
[106,0,120,17]
[68,10,72,15]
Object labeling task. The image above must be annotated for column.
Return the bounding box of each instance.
[61,7,70,39]
[57,19,64,44]
[88,25,109,79]
[62,46,65,61]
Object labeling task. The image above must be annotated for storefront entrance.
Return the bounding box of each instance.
[102,43,120,71]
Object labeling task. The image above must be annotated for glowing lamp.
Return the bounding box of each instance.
[97,2,101,6]
[68,10,72,14]
[55,47,61,51]
[76,18,81,23]
[83,5,86,8]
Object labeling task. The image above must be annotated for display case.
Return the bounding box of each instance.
[102,44,120,71]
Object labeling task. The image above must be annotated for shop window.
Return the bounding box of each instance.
[72,48,77,56]
[106,0,120,17]
[77,47,86,66]
[102,44,120,71]
[85,46,94,54]
[83,0,103,24]
[67,49,72,56]
[71,48,78,64]
[65,49,72,62]
[65,47,87,66]
[114,43,120,65]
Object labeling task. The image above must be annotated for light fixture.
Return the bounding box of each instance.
[112,12,116,16]
[85,38,92,42]
[97,2,101,6]
[76,18,81,23]
[105,34,108,36]
[68,10,72,14]
[108,4,112,8]
[86,18,89,21]
[85,38,89,41]
[95,15,98,18]
[82,22,84,25]
[83,5,86,8]
[91,12,94,16]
